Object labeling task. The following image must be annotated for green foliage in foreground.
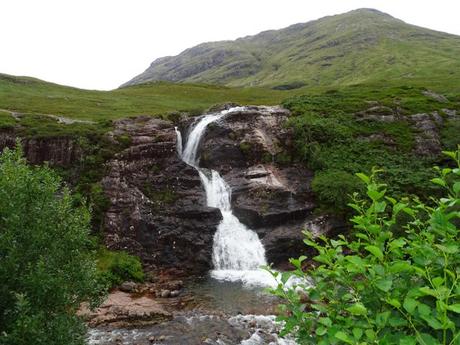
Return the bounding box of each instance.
[96,248,144,287]
[269,149,460,344]
[0,145,104,345]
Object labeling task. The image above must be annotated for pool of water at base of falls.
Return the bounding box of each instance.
[87,276,297,345]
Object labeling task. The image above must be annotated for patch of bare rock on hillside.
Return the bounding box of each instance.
[356,93,457,157]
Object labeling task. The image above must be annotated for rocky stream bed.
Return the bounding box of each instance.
[83,277,296,345]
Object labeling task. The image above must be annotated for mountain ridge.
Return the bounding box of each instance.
[122,8,460,89]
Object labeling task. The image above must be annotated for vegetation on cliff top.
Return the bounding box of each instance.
[283,85,460,214]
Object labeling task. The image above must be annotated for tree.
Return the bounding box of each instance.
[269,148,460,344]
[0,144,103,345]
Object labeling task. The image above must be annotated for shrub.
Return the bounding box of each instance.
[0,144,104,345]
[97,248,144,287]
[269,148,460,344]
[312,170,363,213]
[441,119,460,151]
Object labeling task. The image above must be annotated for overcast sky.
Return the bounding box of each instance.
[1,0,459,90]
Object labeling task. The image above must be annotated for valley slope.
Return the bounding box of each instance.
[123,9,460,89]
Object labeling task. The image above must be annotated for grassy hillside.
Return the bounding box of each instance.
[281,84,460,214]
[0,74,291,122]
[1,72,459,140]
[124,9,460,89]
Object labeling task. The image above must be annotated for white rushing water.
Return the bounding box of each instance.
[174,126,183,156]
[177,108,275,287]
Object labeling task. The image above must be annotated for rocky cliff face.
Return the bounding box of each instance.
[0,106,344,276]
[101,117,221,276]
[184,106,343,266]
[0,133,82,167]
[101,107,334,275]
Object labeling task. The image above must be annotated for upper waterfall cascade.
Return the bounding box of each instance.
[176,107,275,287]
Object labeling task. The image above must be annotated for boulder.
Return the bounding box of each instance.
[422,90,448,103]
[160,289,171,298]
[119,281,137,293]
[79,291,171,327]
[263,214,347,267]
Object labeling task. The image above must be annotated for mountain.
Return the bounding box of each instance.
[122,8,460,89]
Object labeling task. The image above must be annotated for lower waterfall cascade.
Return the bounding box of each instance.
[176,107,276,287]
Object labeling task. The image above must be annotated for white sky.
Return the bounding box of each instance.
[1,0,459,90]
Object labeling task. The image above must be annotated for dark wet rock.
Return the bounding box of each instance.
[263,214,347,267]
[180,105,345,266]
[162,280,184,291]
[229,165,315,229]
[102,117,222,276]
[198,105,292,171]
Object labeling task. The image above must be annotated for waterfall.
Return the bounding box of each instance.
[176,108,274,287]
[174,127,182,156]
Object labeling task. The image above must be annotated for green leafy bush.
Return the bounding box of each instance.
[97,248,144,287]
[441,119,460,151]
[0,144,104,345]
[312,170,363,213]
[269,148,460,344]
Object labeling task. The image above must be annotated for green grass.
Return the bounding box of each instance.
[0,111,16,129]
[1,72,459,140]
[0,74,294,122]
